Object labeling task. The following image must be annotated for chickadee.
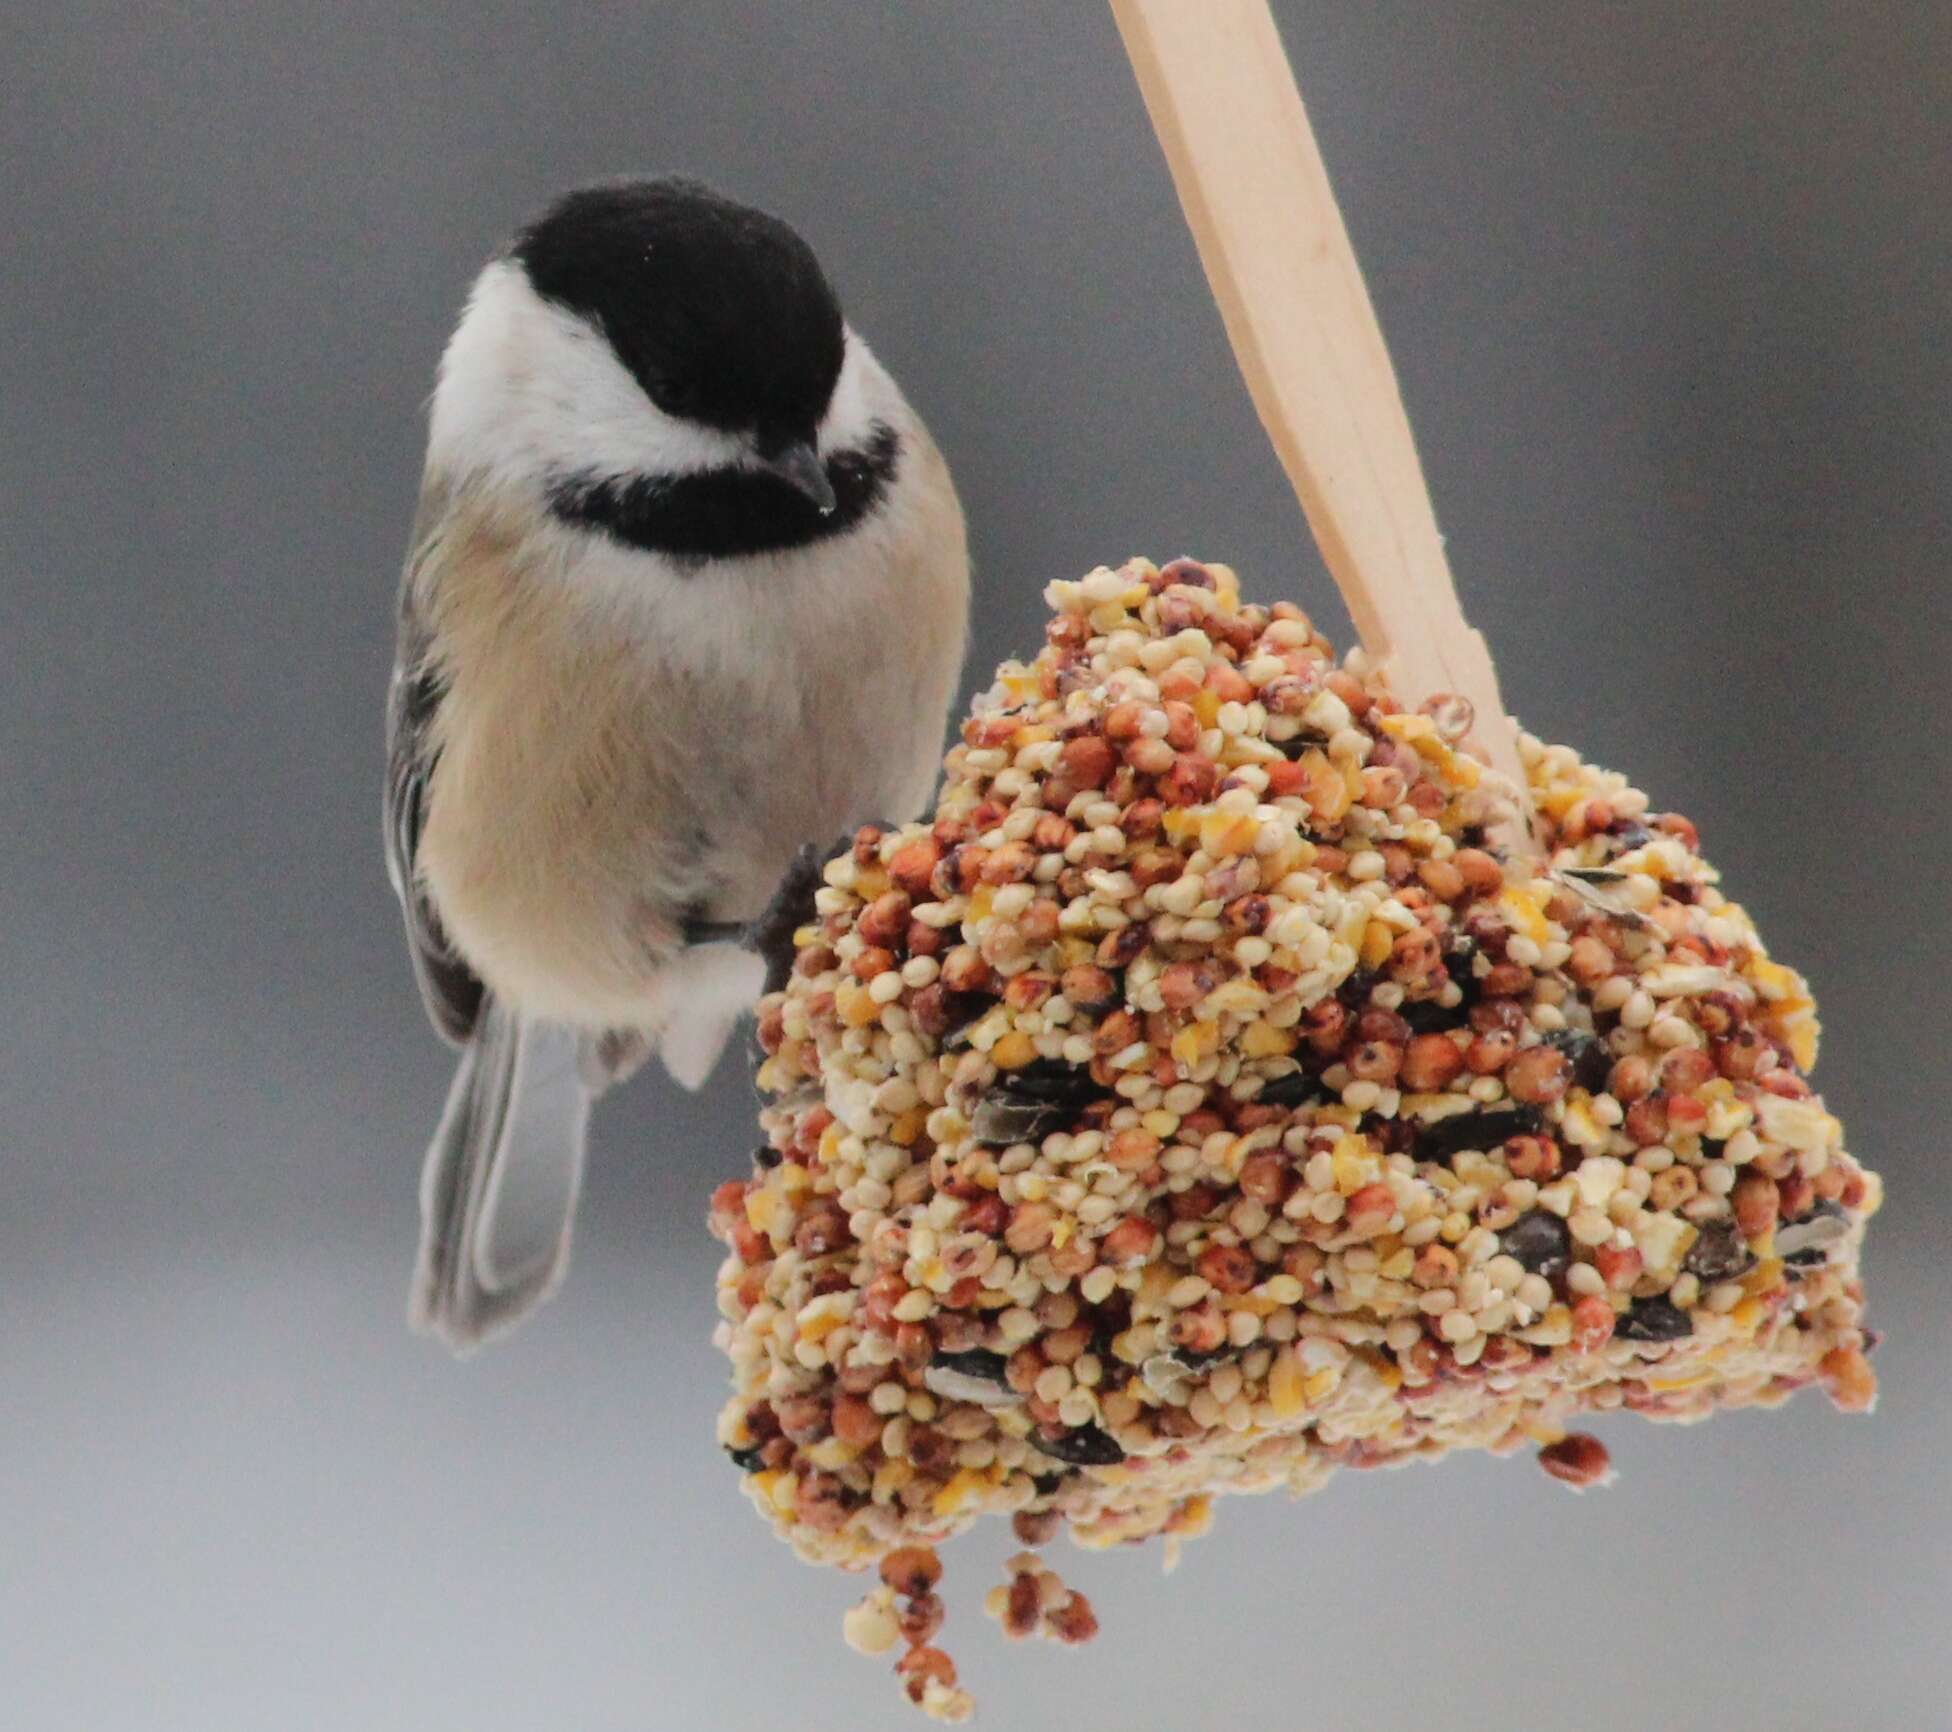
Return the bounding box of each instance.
[385,178,969,1352]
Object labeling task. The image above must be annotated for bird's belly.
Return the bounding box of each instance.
[417,641,682,1028]
[419,493,966,1025]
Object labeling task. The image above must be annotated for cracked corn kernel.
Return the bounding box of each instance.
[712,558,1878,1720]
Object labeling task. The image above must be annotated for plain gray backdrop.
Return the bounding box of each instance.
[5,3,1948,1729]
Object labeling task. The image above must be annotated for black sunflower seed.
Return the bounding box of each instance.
[971,1059,1108,1145]
[1399,998,1456,1034]
[1400,945,1481,1033]
[940,992,998,1051]
[1276,733,1329,761]
[1257,1069,1329,1108]
[998,1059,1101,1104]
[1032,1423,1126,1467]
[930,1348,1010,1384]
[749,833,856,994]
[1030,1471,1072,1496]
[1683,1219,1757,1284]
[970,1097,1070,1145]
[1777,1201,1851,1266]
[1337,968,1382,1009]
[1414,1105,1543,1164]
[1617,1296,1695,1342]
[1501,1209,1573,1279]
[752,1143,783,1171]
[1367,1114,1417,1156]
[725,1445,766,1473]
[1547,1029,1614,1094]
[1168,1345,1239,1371]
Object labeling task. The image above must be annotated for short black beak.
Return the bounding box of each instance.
[757,438,836,515]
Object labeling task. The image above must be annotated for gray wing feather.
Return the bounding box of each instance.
[410,998,591,1352]
[385,477,483,1046]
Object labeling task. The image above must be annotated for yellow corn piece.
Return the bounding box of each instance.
[1240,1021,1296,1059]
[1259,839,1310,882]
[1359,920,1394,970]
[1747,958,1803,1001]
[744,1186,782,1236]
[1199,808,1259,856]
[836,984,880,1028]
[1172,1021,1221,1067]
[1363,1352,1403,1391]
[990,1030,1037,1070]
[932,1468,989,1517]
[1169,1494,1215,1537]
[1560,1091,1607,1153]
[1785,1016,1820,1071]
[1267,1349,1308,1417]
[1294,749,1352,822]
[1536,784,1587,821]
[804,1438,859,1471]
[1742,1257,1786,1297]
[1498,886,1551,946]
[1647,1366,1719,1394]
[1376,712,1479,787]
[1330,1135,1378,1194]
[798,1310,846,1345]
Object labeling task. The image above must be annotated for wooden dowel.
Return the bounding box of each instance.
[1110,0,1538,848]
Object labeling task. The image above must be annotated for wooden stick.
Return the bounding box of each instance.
[1109,0,1538,846]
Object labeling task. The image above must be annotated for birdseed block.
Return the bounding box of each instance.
[709,558,1879,1720]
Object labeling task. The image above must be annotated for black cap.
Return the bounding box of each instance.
[513,177,845,443]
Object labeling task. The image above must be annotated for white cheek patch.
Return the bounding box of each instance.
[426,262,908,588]
[429,260,746,490]
[819,330,887,454]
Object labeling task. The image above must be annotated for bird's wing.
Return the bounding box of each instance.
[385,474,484,1046]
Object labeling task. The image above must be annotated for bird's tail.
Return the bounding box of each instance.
[409,996,590,1354]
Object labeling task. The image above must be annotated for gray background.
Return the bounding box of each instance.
[5,3,1947,1728]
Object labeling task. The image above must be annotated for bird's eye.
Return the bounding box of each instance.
[651,375,699,417]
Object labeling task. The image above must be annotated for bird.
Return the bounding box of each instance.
[384,177,969,1352]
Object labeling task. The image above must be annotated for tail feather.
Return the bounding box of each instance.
[409,997,590,1353]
